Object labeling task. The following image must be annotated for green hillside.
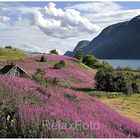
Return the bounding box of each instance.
[0,48,29,60]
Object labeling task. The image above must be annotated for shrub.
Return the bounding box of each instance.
[37,87,51,97]
[40,55,46,62]
[74,49,83,62]
[132,82,140,93]
[101,61,113,70]
[82,55,100,68]
[63,92,77,102]
[95,68,114,91]
[54,63,62,69]
[95,68,136,95]
[115,73,134,95]
[5,46,12,49]
[35,68,45,76]
[82,55,113,70]
[116,66,133,71]
[50,49,59,55]
[32,75,47,86]
[51,77,59,86]
[54,60,66,69]
[32,68,47,86]
[60,60,66,68]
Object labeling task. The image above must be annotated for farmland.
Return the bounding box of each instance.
[0,54,140,138]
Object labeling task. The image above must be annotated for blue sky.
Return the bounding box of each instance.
[0,1,140,54]
[21,1,140,9]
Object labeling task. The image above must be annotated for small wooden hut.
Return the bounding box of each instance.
[0,64,31,78]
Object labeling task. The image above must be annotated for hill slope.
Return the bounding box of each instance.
[0,54,140,138]
[0,48,29,60]
[65,15,140,59]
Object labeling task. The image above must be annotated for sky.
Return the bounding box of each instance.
[0,1,140,54]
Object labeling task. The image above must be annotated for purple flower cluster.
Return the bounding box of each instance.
[0,75,140,138]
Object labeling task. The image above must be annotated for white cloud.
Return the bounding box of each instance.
[21,42,44,52]
[67,2,140,29]
[0,15,11,24]
[66,2,123,13]
[32,2,100,38]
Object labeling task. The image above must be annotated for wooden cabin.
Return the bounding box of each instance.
[0,64,31,78]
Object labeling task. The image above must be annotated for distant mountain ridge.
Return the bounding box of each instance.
[65,15,140,59]
[64,40,90,57]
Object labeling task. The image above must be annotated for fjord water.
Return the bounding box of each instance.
[100,59,140,70]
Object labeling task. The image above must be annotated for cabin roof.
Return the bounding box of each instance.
[0,65,14,74]
[0,64,31,77]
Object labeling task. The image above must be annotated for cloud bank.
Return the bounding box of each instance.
[32,3,100,38]
[0,2,140,54]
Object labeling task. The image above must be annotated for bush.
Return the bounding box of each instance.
[60,60,66,68]
[74,49,83,62]
[32,75,47,86]
[63,92,77,102]
[101,61,113,70]
[116,66,133,71]
[82,55,113,70]
[95,68,136,95]
[54,60,66,69]
[52,77,59,85]
[82,55,99,68]
[115,73,134,94]
[50,49,59,55]
[54,63,62,69]
[35,68,45,76]
[132,82,140,93]
[40,55,46,62]
[5,46,12,49]
[95,68,114,91]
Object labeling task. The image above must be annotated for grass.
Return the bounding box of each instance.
[88,91,140,124]
[101,94,140,124]
[73,60,96,75]
[0,48,29,60]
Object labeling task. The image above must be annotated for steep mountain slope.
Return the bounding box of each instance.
[65,40,90,57]
[65,15,140,59]
[0,54,140,138]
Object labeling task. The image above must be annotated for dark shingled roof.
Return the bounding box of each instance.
[0,65,15,74]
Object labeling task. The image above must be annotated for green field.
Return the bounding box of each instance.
[87,92,140,124]
[0,48,29,60]
[101,94,140,124]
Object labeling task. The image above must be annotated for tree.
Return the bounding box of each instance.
[5,46,12,49]
[75,49,83,61]
[54,63,62,69]
[95,68,114,91]
[115,73,134,95]
[101,61,113,70]
[40,55,46,62]
[95,68,135,95]
[50,49,59,55]
[60,60,66,68]
[82,55,100,68]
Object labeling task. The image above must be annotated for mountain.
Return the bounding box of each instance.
[65,15,140,59]
[64,40,90,57]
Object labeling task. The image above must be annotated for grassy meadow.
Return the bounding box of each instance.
[86,91,140,124]
[0,48,29,60]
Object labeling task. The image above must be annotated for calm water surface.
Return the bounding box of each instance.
[100,60,140,70]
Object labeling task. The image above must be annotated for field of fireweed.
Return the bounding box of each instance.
[0,55,140,138]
